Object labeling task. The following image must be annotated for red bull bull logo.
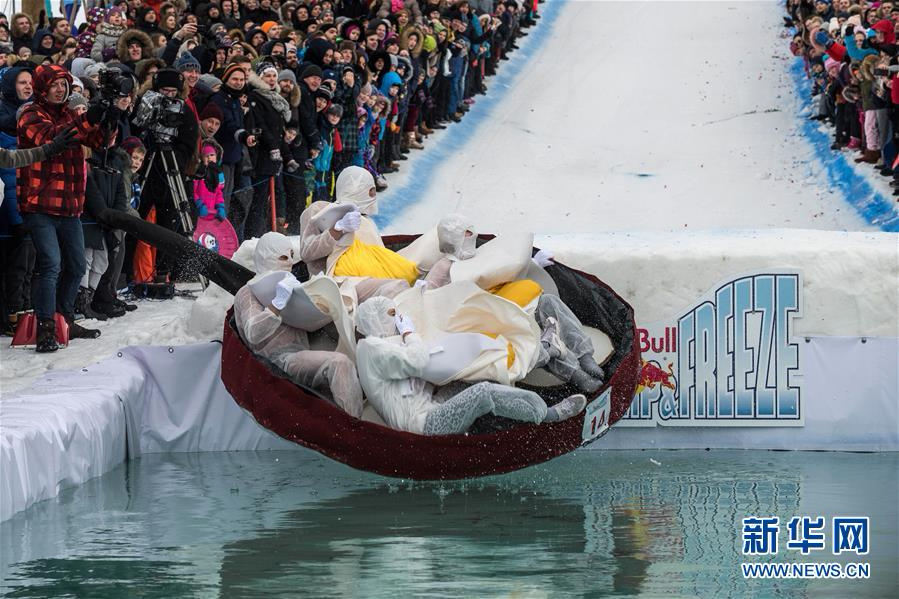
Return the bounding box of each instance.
[635,360,676,394]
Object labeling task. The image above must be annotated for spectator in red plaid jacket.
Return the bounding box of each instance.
[17,64,113,352]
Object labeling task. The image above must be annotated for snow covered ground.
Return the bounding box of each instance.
[378,0,892,234]
[2,0,896,396]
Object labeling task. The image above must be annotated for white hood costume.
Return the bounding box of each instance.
[233,232,364,417]
[354,297,587,436]
[299,166,409,308]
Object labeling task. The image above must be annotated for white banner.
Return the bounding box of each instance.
[621,271,805,428]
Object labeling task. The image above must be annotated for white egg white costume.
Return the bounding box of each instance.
[299,166,409,306]
[422,214,606,391]
[233,232,364,417]
[354,296,584,435]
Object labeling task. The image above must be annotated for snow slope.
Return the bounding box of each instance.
[378,0,886,234]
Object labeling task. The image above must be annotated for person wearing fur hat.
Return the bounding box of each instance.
[242,61,291,238]
[117,29,154,71]
[91,7,127,62]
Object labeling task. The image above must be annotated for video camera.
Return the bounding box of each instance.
[132,90,186,145]
[97,66,134,106]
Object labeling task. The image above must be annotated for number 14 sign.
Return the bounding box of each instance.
[581,387,611,445]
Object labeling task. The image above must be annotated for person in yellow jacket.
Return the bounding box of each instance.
[299,166,412,304]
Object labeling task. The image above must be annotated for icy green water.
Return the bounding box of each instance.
[1,450,896,598]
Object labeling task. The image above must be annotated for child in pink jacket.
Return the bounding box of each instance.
[193,142,226,221]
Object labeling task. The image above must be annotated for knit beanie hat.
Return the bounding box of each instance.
[255,61,278,77]
[121,136,145,155]
[105,6,125,23]
[221,63,244,86]
[314,86,332,100]
[326,103,343,118]
[68,92,87,111]
[300,63,323,80]
[199,102,224,122]
[277,69,296,84]
[84,62,105,80]
[260,21,278,34]
[175,52,201,73]
[195,73,222,94]
[154,67,183,90]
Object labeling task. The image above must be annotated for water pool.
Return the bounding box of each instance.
[2,450,896,598]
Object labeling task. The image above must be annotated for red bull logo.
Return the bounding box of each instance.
[624,272,802,427]
[635,359,676,394]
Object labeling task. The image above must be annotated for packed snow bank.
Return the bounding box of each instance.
[0,343,296,522]
[0,359,134,521]
[0,293,200,395]
[538,229,898,337]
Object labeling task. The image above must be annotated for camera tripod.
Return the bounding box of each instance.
[143,144,208,289]
[143,145,194,236]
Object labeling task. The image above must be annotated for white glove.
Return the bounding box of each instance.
[271,274,302,310]
[532,249,554,268]
[395,313,415,336]
[269,149,282,162]
[413,279,429,290]
[334,210,361,233]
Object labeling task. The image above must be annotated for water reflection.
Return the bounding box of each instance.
[1,451,896,598]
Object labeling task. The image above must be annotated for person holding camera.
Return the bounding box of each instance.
[241,62,291,239]
[16,64,119,351]
[132,67,199,284]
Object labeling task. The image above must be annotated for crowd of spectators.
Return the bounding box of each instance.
[789,0,899,193]
[0,0,542,352]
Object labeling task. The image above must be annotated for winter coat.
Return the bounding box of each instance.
[297,80,322,156]
[377,0,423,24]
[91,22,126,62]
[278,83,301,127]
[17,65,107,218]
[313,118,341,179]
[210,87,246,165]
[82,150,129,249]
[0,66,32,221]
[193,172,225,220]
[333,75,361,155]
[0,145,48,235]
[844,33,878,62]
[243,74,290,179]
